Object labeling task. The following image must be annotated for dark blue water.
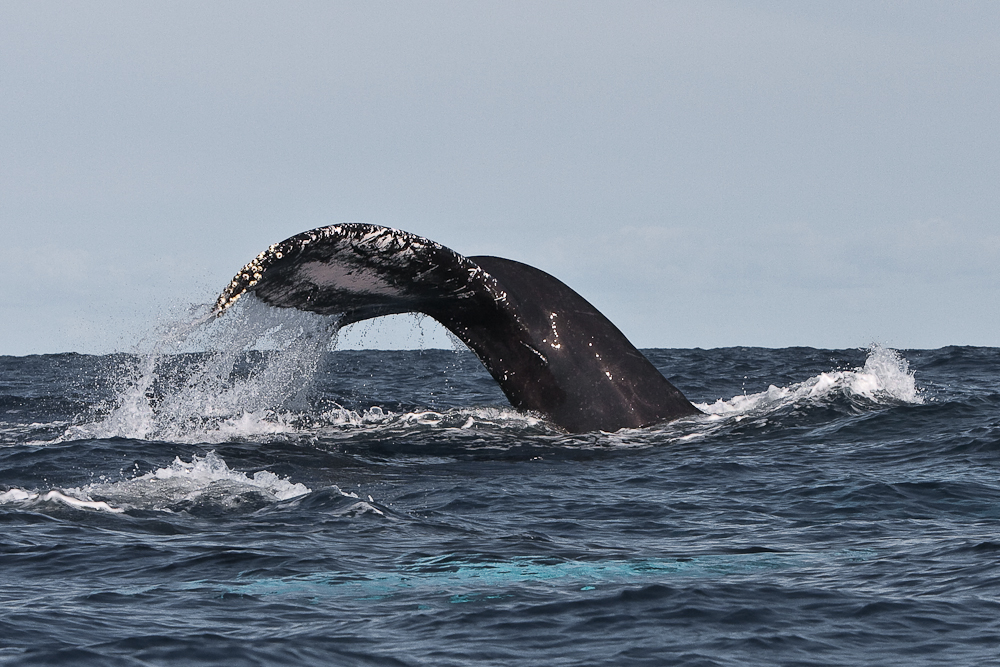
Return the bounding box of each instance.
[2,308,999,665]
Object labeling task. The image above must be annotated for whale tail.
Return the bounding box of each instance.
[215,224,699,432]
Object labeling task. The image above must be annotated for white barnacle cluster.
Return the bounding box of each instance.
[365,228,396,249]
[546,312,562,350]
[214,241,287,314]
[354,225,434,263]
[215,226,361,316]
[322,225,397,263]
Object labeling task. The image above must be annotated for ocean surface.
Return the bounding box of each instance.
[2,303,999,665]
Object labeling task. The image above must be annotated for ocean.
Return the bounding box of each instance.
[1,303,999,665]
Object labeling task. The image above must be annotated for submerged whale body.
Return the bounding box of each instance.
[215,224,699,432]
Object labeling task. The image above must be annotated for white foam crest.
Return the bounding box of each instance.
[312,405,392,427]
[80,451,310,511]
[1,452,311,513]
[394,406,543,430]
[696,344,921,418]
[0,488,122,512]
[314,405,543,432]
[0,488,125,513]
[65,298,339,443]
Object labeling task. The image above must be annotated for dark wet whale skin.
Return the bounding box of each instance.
[216,223,699,432]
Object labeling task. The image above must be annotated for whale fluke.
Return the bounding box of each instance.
[215,224,699,432]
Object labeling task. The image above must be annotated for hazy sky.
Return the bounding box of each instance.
[2,1,997,354]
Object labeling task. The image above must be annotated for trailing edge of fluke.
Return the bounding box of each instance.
[215,224,699,432]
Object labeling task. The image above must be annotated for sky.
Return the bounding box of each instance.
[1,1,997,354]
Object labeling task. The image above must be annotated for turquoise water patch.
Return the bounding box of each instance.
[208,550,873,602]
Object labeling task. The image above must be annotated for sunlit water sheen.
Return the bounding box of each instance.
[1,303,999,665]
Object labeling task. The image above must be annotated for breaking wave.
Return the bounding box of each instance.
[695,344,921,419]
[0,451,312,514]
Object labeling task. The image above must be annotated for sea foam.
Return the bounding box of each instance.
[696,344,921,418]
[0,451,311,513]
